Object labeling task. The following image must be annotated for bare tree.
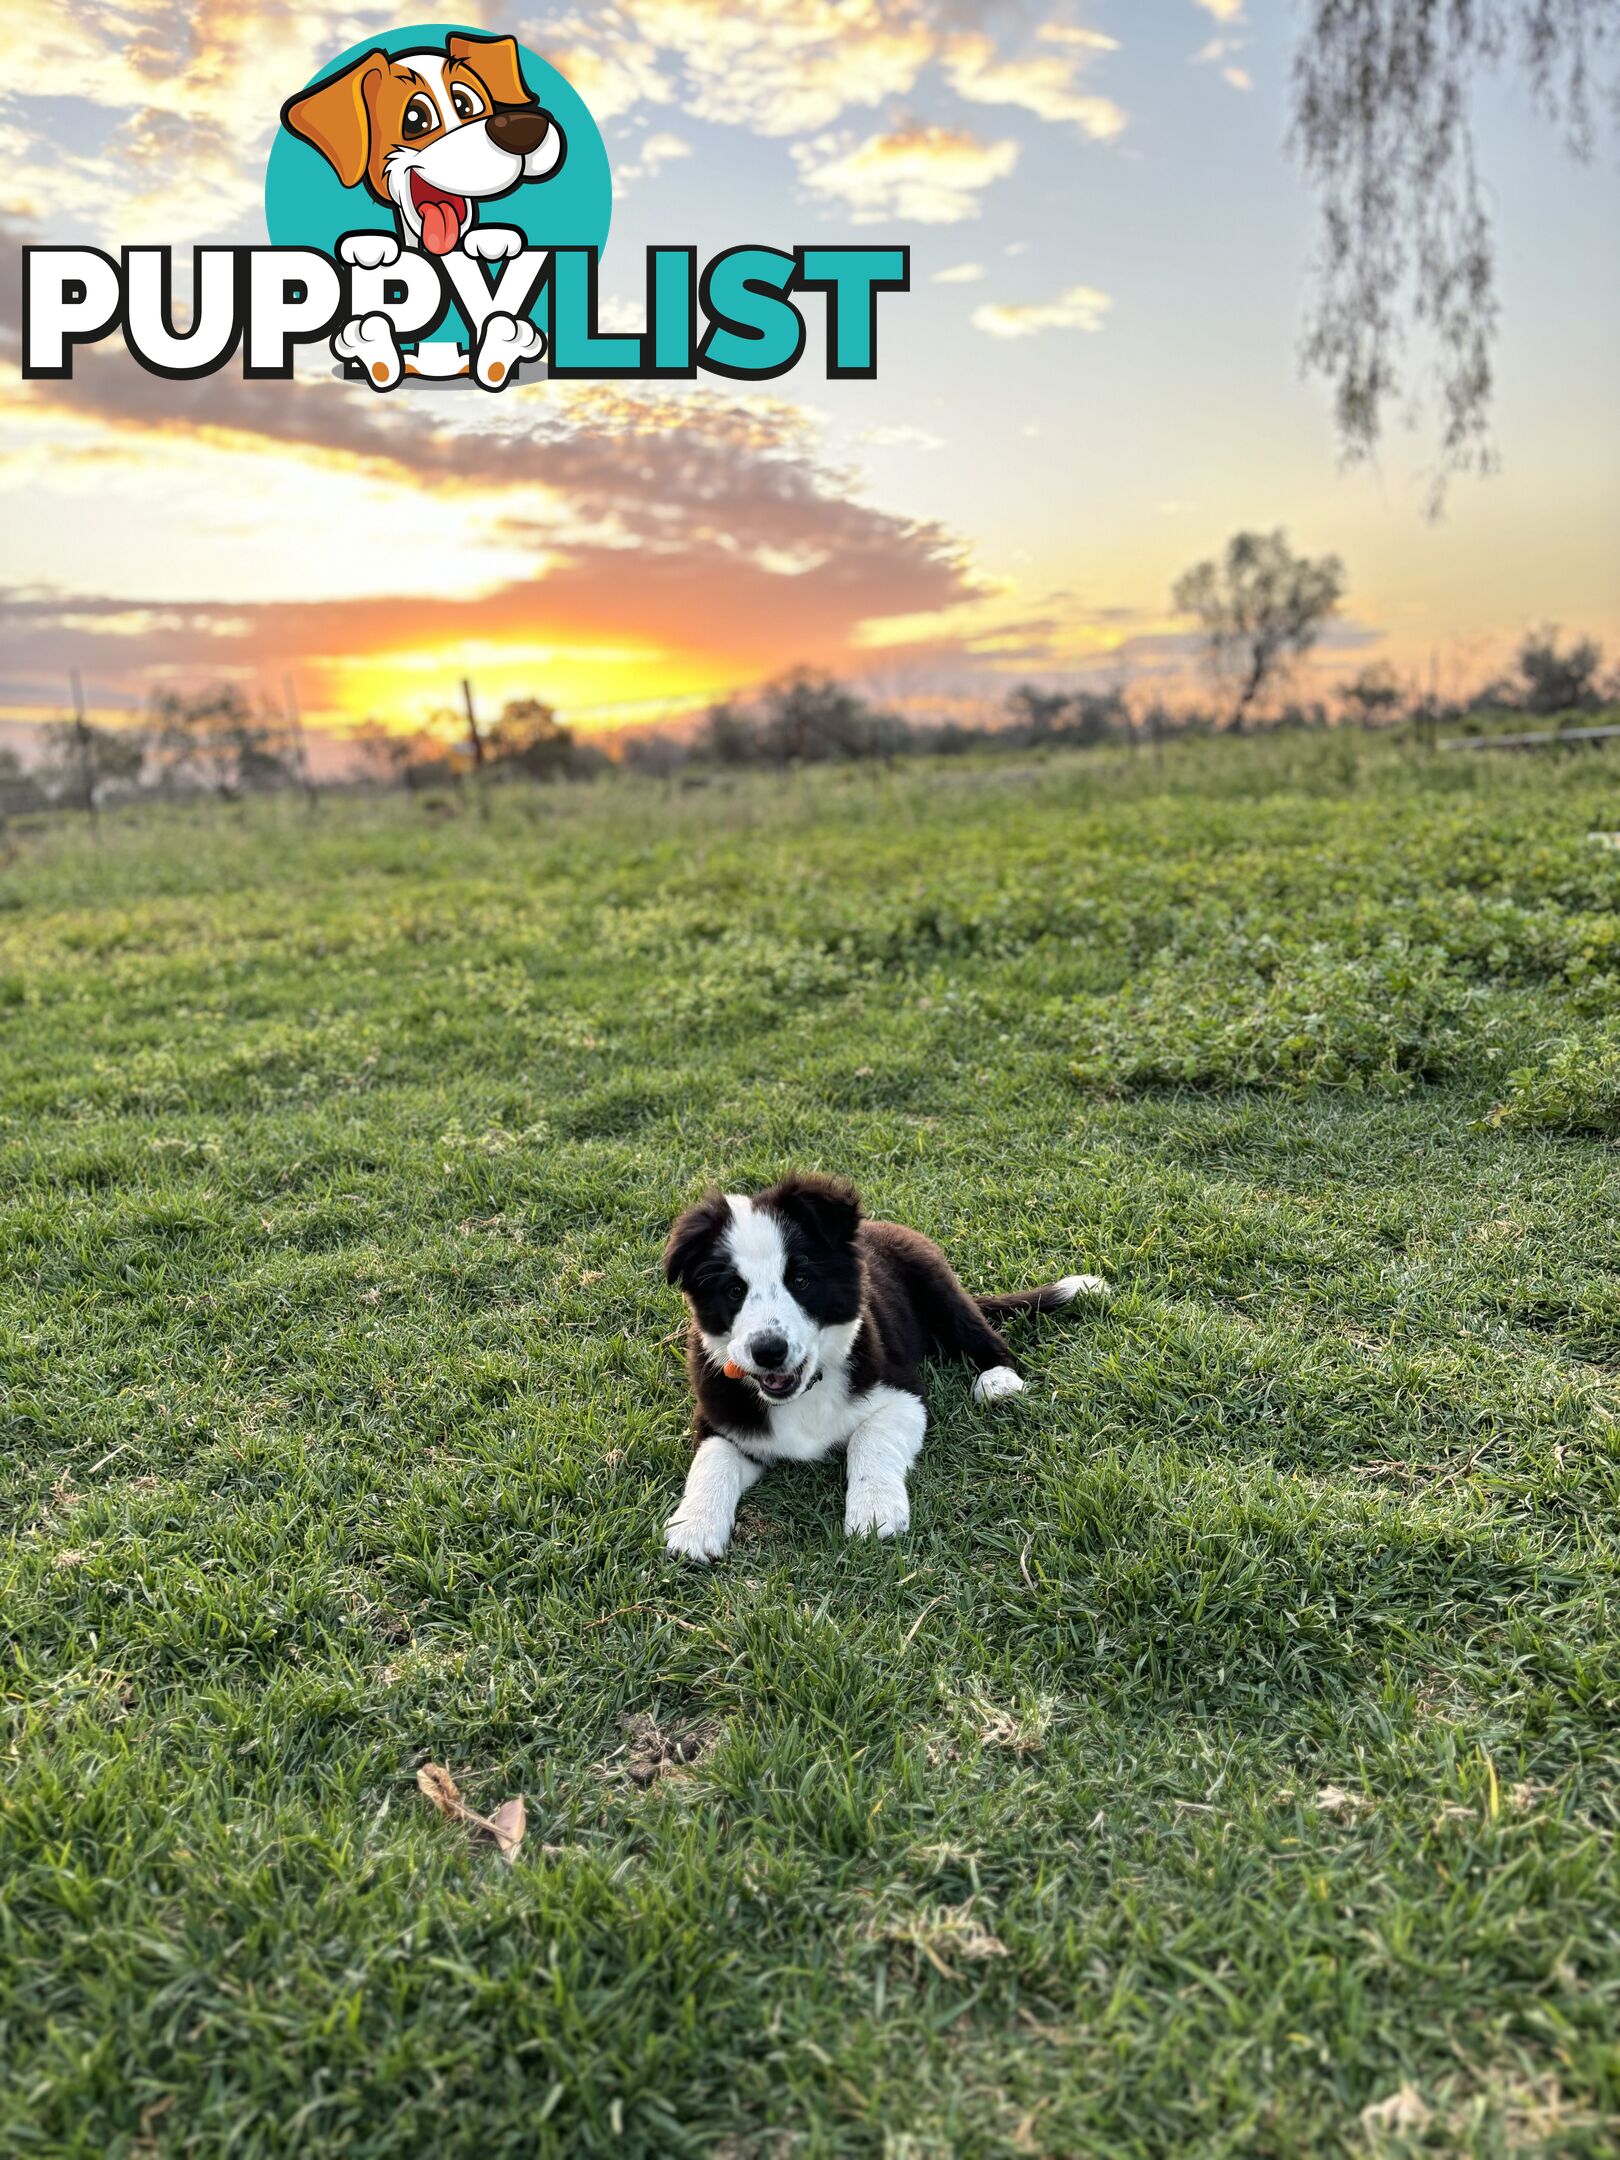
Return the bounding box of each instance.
[1292,1,1619,501]
[1172,530,1346,731]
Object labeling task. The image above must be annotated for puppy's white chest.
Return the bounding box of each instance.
[743,1371,863,1463]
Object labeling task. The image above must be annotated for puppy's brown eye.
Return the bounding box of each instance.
[450,84,483,120]
[402,96,438,138]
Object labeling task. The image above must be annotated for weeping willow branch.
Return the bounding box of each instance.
[1291,0,1618,508]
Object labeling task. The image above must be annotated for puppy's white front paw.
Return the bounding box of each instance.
[971,1365,1025,1404]
[845,1481,910,1540]
[463,225,525,262]
[474,311,545,388]
[665,1508,730,1563]
[332,311,402,389]
[338,231,401,270]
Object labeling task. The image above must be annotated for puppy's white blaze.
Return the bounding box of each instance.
[971,1365,1024,1403]
[1055,1273,1111,1301]
[718,1195,812,1372]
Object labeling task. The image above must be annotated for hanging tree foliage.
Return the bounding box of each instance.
[1291,0,1618,502]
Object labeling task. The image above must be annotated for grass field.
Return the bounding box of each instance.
[3,734,1618,2158]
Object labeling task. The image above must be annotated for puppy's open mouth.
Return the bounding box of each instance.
[754,1362,808,1401]
[410,171,470,256]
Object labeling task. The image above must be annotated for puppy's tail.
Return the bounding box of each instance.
[976,1273,1111,1318]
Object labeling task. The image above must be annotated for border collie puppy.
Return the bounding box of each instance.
[662,1172,1109,1561]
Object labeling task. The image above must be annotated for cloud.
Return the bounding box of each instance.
[614,127,694,188]
[932,261,987,283]
[548,3,1124,143]
[0,0,1132,253]
[1037,25,1119,52]
[942,30,1126,141]
[1221,66,1253,91]
[543,0,934,140]
[0,278,990,720]
[860,423,944,450]
[794,123,1018,225]
[972,284,1112,338]
[1192,0,1246,21]
[3,0,404,240]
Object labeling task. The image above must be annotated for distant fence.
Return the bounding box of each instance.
[1440,724,1620,753]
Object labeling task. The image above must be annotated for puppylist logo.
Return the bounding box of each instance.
[22,22,909,394]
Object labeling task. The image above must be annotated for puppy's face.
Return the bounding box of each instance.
[282,34,561,255]
[665,1175,863,1405]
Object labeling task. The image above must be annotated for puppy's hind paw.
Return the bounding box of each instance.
[971,1365,1025,1405]
[332,311,402,389]
[475,311,545,388]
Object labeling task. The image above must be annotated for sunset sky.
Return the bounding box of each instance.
[2,0,1616,742]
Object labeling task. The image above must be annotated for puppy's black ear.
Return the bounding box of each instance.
[767,1171,862,1249]
[664,1189,730,1289]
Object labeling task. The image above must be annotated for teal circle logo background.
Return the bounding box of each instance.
[264,23,611,320]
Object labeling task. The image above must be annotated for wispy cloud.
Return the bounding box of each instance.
[545,0,933,140]
[972,285,1112,339]
[932,262,987,284]
[795,123,1018,225]
[942,31,1127,141]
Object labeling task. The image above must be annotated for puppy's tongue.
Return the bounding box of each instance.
[420,198,462,256]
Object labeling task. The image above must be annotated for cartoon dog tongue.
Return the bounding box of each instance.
[419,196,463,255]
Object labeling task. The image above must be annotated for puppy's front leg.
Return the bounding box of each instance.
[665,1434,762,1563]
[845,1387,926,1540]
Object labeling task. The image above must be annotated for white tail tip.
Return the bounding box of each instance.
[1055,1273,1111,1302]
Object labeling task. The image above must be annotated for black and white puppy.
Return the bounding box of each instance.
[662,1172,1108,1561]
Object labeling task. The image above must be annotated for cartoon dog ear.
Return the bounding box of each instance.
[448,32,537,108]
[281,51,383,189]
[664,1190,730,1290]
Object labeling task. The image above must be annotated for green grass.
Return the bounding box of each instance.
[2,734,1618,2157]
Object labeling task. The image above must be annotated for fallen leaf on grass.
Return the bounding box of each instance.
[415,1762,527,1864]
[486,1796,526,1863]
[416,1761,465,1815]
[1359,2083,1430,2135]
[1314,1784,1367,1818]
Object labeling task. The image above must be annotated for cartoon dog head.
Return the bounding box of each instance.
[281,34,564,255]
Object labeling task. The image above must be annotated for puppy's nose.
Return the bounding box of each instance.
[750,1332,789,1371]
[486,108,550,156]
